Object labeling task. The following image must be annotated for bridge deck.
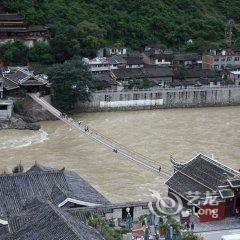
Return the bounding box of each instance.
[29,93,173,178]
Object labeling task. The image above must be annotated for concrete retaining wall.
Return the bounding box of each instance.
[77,86,240,112]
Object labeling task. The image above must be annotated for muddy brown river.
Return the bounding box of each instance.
[0,106,239,203]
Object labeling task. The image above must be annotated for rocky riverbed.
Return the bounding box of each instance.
[0,115,40,131]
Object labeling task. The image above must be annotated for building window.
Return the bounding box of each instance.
[234,57,240,62]
[214,58,219,62]
[227,57,232,61]
[221,58,225,62]
[0,105,8,110]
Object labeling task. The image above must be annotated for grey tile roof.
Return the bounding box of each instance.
[123,56,144,65]
[3,79,19,90]
[174,53,200,61]
[174,68,219,79]
[218,189,234,199]
[4,71,29,84]
[0,13,23,21]
[142,65,173,78]
[112,68,145,80]
[27,25,49,32]
[0,225,9,238]
[228,179,240,188]
[166,154,240,203]
[93,73,117,85]
[6,199,105,240]
[20,80,45,86]
[0,164,109,217]
[108,55,126,65]
[3,69,49,87]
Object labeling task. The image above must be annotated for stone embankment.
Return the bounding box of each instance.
[0,95,55,131]
[14,95,56,122]
[77,86,240,112]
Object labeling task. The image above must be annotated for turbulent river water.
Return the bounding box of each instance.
[0,106,239,203]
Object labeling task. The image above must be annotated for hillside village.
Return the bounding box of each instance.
[1,10,240,121]
[1,4,240,240]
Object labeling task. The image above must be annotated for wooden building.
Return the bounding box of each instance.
[166,154,240,222]
[1,67,51,97]
[0,11,49,47]
[0,163,149,239]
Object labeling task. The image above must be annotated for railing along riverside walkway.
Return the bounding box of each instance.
[29,93,173,178]
[94,85,240,94]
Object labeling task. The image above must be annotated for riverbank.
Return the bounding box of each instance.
[77,86,240,112]
[0,115,40,131]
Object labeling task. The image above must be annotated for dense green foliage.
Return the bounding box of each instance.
[0,41,53,65]
[1,0,240,52]
[180,232,204,240]
[50,22,105,61]
[28,41,54,64]
[88,215,126,240]
[47,57,93,113]
[0,41,28,65]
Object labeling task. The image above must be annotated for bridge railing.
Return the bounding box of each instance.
[28,93,173,178]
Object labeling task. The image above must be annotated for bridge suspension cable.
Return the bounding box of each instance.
[29,94,173,178]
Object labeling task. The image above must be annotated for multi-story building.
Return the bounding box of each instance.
[0,11,49,47]
[203,50,240,70]
[167,154,240,222]
[97,46,127,57]
[82,57,111,73]
[228,69,240,85]
[0,76,13,119]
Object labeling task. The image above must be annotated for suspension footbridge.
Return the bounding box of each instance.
[29,93,173,178]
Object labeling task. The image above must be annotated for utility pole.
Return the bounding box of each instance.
[226,19,234,49]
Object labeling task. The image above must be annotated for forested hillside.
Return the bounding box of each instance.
[1,0,240,52]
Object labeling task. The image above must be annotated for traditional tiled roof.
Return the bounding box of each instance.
[27,25,49,32]
[142,65,173,78]
[166,154,240,204]
[108,55,126,65]
[2,79,19,90]
[174,68,219,79]
[112,68,145,80]
[0,13,23,21]
[0,164,109,217]
[0,225,8,239]
[174,53,200,62]
[93,73,117,85]
[2,68,50,89]
[0,28,27,33]
[6,199,105,240]
[4,70,29,84]
[123,56,144,65]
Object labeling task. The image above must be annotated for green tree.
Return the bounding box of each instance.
[76,21,105,57]
[0,41,28,65]
[50,25,80,63]
[181,232,203,240]
[48,56,93,113]
[28,41,54,64]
